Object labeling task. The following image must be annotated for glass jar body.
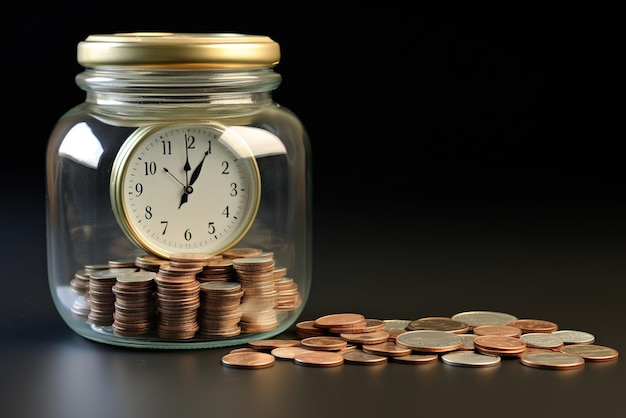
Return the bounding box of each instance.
[46,77,312,348]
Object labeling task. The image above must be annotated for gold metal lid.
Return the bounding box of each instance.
[77,32,280,69]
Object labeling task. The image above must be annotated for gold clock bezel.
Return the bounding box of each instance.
[110,123,261,259]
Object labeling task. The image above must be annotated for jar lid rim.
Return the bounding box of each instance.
[77,32,281,69]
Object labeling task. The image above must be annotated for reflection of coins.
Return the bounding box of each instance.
[293,351,344,367]
[451,311,518,328]
[441,351,501,367]
[519,352,585,370]
[407,317,470,334]
[559,344,619,361]
[395,330,464,353]
[221,351,276,369]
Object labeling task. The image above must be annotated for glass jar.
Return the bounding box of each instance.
[45,33,312,349]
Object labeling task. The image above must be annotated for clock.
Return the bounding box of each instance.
[110,123,261,259]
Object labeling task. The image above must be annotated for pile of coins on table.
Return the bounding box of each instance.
[220,310,619,369]
[69,248,302,340]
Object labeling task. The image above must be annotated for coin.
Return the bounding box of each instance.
[473,335,527,356]
[271,346,315,360]
[293,351,344,367]
[441,351,501,367]
[551,330,595,344]
[472,325,522,337]
[314,313,366,329]
[247,339,302,350]
[342,349,388,365]
[406,317,470,334]
[361,341,412,357]
[339,330,390,345]
[395,330,464,353]
[300,336,348,351]
[559,344,619,361]
[389,353,439,364]
[221,351,276,369]
[507,319,558,333]
[451,311,518,328]
[520,333,564,349]
[519,352,585,370]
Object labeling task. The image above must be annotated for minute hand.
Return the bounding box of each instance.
[189,150,209,186]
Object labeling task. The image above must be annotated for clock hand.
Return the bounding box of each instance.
[189,150,209,186]
[178,191,188,209]
[163,167,186,188]
[184,141,191,186]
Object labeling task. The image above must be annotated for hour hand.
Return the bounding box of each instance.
[189,150,209,186]
[179,192,188,209]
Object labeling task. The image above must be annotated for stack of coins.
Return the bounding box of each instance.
[233,256,279,333]
[111,271,157,337]
[273,267,302,311]
[197,281,244,337]
[197,258,236,283]
[69,269,91,320]
[154,264,202,339]
[87,268,137,326]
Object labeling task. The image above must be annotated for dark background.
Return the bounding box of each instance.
[1,4,624,418]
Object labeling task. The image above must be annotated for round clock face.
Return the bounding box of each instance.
[110,124,261,259]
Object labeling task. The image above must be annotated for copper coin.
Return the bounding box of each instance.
[559,344,619,361]
[339,330,390,345]
[473,336,527,354]
[407,317,470,334]
[342,349,388,365]
[300,336,348,351]
[472,325,522,338]
[507,319,558,333]
[389,353,439,364]
[247,339,302,350]
[221,351,276,369]
[271,346,315,360]
[293,351,344,367]
[362,341,412,357]
[519,352,585,370]
[314,313,366,329]
[328,318,386,334]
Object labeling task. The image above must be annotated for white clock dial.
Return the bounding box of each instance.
[110,124,261,258]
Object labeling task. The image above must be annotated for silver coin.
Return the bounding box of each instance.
[451,311,518,327]
[383,319,411,331]
[395,330,463,352]
[551,330,595,344]
[520,333,564,349]
[441,351,501,367]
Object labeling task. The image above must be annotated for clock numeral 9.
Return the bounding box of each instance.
[135,183,143,197]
